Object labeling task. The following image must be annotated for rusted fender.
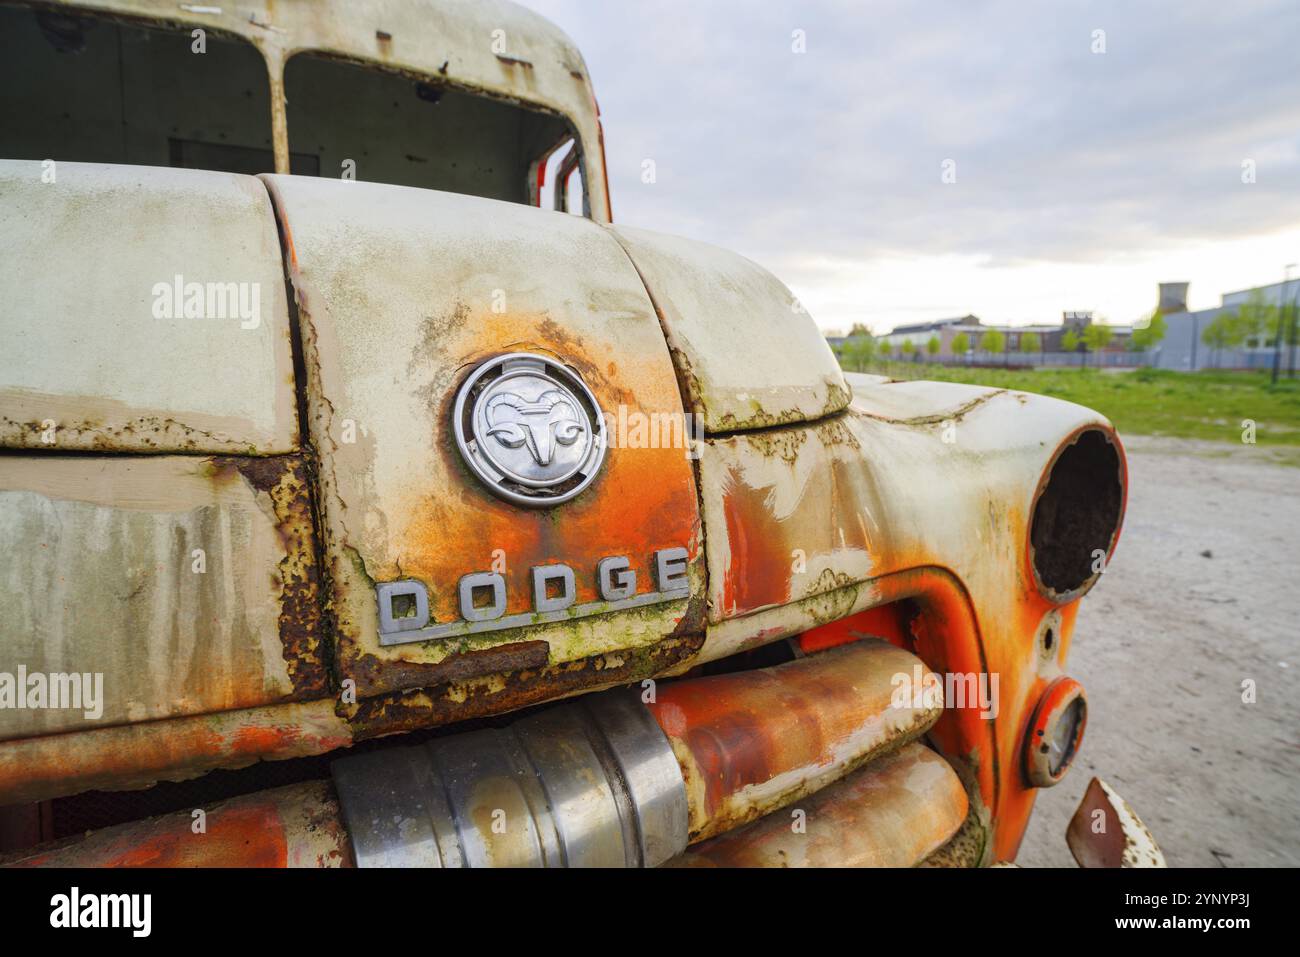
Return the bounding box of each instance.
[611,225,850,432]
[1067,777,1166,868]
[668,743,967,867]
[692,376,1128,863]
[1,781,351,868]
[646,639,944,842]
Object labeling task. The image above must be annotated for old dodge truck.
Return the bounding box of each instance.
[0,0,1147,868]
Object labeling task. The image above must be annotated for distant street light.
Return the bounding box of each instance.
[1273,263,1296,384]
[1289,266,1300,378]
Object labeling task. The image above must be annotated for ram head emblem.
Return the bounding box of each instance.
[483,390,585,466]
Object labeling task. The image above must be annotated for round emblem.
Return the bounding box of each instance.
[453,352,607,507]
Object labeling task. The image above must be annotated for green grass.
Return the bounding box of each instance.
[842,361,1300,447]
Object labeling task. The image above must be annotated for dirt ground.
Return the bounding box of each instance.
[1015,434,1300,867]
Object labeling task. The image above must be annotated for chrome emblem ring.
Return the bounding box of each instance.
[453,352,607,507]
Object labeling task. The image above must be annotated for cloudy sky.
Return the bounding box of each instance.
[528,0,1300,334]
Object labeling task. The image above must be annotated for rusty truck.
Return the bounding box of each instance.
[0,0,1154,868]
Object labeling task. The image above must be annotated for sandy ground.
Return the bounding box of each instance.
[1015,434,1300,867]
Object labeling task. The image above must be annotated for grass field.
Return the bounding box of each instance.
[844,361,1300,449]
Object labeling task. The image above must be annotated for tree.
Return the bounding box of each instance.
[927,334,941,360]
[979,329,1005,355]
[862,336,880,368]
[1236,290,1275,348]
[1286,297,1300,378]
[1061,328,1083,368]
[1020,331,1041,353]
[950,331,971,357]
[1201,313,1239,368]
[842,335,877,371]
[901,338,916,359]
[1130,310,1167,354]
[848,322,872,338]
[1082,323,1113,366]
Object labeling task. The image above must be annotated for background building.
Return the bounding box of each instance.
[1153,279,1299,370]
[875,314,981,354]
[827,277,1299,370]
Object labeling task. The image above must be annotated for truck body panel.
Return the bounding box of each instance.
[0,161,297,453]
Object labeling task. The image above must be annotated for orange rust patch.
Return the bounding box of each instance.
[0,701,352,806]
[18,803,289,868]
[720,464,793,616]
[648,640,942,840]
[337,306,703,680]
[799,601,913,653]
[397,384,698,626]
[208,454,330,699]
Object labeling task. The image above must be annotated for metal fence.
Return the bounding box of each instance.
[1186,349,1289,371]
[835,343,1294,372]
[881,350,1157,369]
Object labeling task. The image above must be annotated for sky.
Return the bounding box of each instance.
[526,0,1300,334]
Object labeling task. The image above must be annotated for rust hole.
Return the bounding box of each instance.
[1030,429,1123,599]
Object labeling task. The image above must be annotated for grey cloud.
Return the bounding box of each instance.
[532,0,1300,277]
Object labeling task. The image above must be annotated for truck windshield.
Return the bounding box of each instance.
[0,8,286,174]
[285,52,582,210]
[0,6,587,212]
